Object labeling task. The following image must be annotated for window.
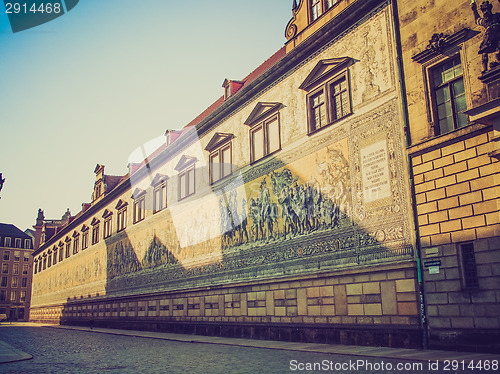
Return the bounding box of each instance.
[21,290,26,302]
[13,263,18,275]
[311,0,321,21]
[325,0,337,10]
[3,251,9,261]
[23,253,29,262]
[24,239,31,249]
[15,238,21,248]
[250,115,280,163]
[82,228,89,250]
[73,235,79,254]
[117,208,127,231]
[12,277,18,288]
[38,259,42,273]
[300,58,353,135]
[22,277,27,288]
[10,291,16,302]
[178,166,195,200]
[43,257,47,270]
[47,253,52,268]
[103,217,112,238]
[174,156,197,200]
[460,242,479,289]
[65,241,71,258]
[1,277,7,287]
[133,197,145,223]
[92,222,100,245]
[153,182,167,213]
[310,0,337,22]
[58,243,64,262]
[0,290,5,301]
[23,264,28,275]
[210,144,232,183]
[53,248,58,265]
[431,56,467,135]
[5,237,11,247]
[2,263,8,274]
[307,73,350,133]
[14,251,20,261]
[116,200,128,231]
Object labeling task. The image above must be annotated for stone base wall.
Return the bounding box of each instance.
[422,236,500,353]
[30,261,422,348]
[409,126,500,353]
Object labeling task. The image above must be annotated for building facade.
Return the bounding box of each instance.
[0,223,34,321]
[31,0,423,348]
[397,0,500,352]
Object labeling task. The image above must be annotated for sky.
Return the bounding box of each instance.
[0,0,292,231]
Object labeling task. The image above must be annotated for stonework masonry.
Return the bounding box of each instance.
[399,0,500,352]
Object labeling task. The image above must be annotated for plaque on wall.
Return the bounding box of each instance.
[360,139,391,204]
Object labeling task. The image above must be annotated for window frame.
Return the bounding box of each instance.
[209,142,233,184]
[73,234,79,254]
[153,182,168,213]
[103,216,112,239]
[133,197,146,223]
[117,207,127,232]
[91,222,100,245]
[306,71,351,134]
[249,113,281,164]
[458,242,479,290]
[65,239,71,259]
[427,54,468,136]
[58,243,64,262]
[309,0,338,23]
[178,165,196,201]
[5,237,11,247]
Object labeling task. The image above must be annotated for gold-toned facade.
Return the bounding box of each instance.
[31,0,426,348]
[398,0,500,352]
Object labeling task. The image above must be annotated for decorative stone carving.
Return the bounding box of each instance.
[472,0,500,72]
[426,33,448,53]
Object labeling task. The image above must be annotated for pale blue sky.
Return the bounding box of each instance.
[0,0,291,231]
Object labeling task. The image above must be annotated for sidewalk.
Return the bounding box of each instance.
[0,322,498,364]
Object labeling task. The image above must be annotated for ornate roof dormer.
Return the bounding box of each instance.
[285,0,357,53]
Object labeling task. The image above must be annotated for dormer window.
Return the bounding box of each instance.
[205,133,234,184]
[222,79,244,100]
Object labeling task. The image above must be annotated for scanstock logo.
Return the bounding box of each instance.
[4,0,79,33]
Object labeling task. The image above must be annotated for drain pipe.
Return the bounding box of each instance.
[390,0,429,349]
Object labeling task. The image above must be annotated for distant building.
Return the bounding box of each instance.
[0,223,34,321]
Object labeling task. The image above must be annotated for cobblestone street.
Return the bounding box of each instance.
[0,325,497,373]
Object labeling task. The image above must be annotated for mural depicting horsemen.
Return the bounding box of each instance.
[219,145,351,249]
